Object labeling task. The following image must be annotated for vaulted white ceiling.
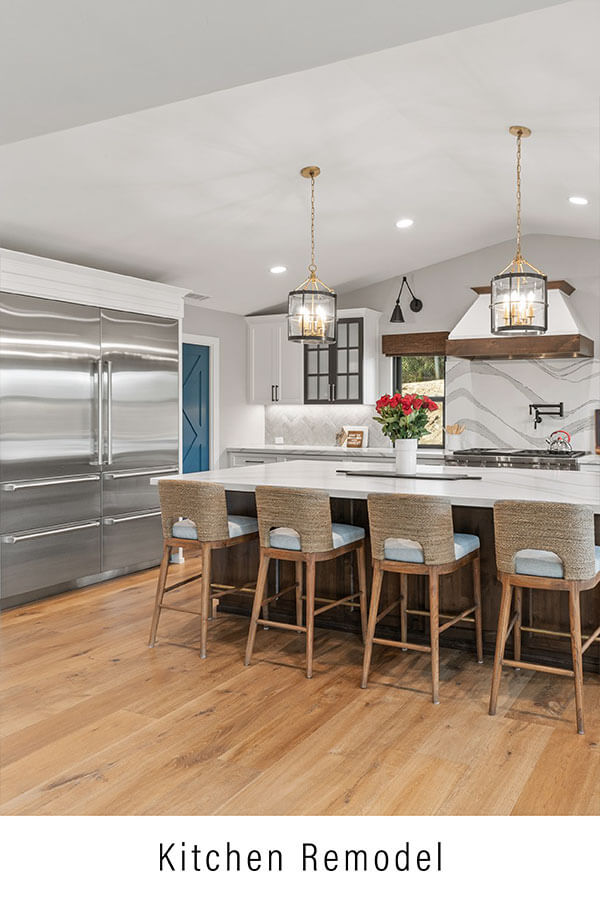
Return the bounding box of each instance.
[0,1,597,314]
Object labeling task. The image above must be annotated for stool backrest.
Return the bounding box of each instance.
[368,493,456,564]
[158,480,229,542]
[494,500,596,581]
[255,485,333,552]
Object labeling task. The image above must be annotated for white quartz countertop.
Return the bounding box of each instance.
[152,459,600,512]
[227,444,444,458]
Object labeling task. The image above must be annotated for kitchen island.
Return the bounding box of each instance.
[153,460,600,670]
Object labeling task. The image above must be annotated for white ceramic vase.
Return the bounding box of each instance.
[394,438,418,475]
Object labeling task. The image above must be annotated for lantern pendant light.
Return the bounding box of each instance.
[287,166,337,344]
[490,126,548,335]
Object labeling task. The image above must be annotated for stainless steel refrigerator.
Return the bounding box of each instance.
[0,293,179,607]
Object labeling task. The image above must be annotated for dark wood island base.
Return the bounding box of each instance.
[213,491,600,673]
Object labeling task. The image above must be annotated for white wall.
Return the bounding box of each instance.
[182,303,264,466]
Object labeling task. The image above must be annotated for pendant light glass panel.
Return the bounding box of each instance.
[288,286,337,343]
[491,271,548,334]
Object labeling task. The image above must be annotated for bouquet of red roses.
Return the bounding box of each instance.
[373,392,438,445]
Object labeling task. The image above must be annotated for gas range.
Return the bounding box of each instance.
[448,448,586,470]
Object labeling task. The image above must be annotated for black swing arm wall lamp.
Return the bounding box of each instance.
[390,276,423,323]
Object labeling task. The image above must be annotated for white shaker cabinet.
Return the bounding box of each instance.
[246,314,303,404]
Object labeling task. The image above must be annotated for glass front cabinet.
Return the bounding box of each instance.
[304,317,364,404]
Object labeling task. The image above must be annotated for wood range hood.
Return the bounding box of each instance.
[382,281,594,360]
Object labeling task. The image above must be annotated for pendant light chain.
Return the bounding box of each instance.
[309,173,317,276]
[515,130,522,264]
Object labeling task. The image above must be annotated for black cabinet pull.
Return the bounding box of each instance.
[275,384,279,402]
[271,384,275,402]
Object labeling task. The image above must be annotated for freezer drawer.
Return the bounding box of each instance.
[102,509,163,572]
[102,467,178,517]
[0,520,101,598]
[0,473,101,533]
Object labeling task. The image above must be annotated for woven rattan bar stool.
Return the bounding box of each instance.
[149,479,263,659]
[244,485,367,678]
[361,493,483,703]
[489,500,600,734]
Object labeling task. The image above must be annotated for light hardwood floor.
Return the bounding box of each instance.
[1,558,599,815]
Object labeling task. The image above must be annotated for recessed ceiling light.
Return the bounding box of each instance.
[569,196,588,206]
[270,265,287,274]
[395,218,414,229]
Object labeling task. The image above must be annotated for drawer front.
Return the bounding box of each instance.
[102,509,163,572]
[102,467,178,516]
[0,520,101,598]
[0,474,101,533]
[230,453,283,466]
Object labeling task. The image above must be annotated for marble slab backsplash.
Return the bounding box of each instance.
[445,356,599,452]
[265,356,599,452]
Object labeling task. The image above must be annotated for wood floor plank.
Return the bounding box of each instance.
[512,731,600,815]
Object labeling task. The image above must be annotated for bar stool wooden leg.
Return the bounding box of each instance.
[356,543,368,643]
[568,585,585,735]
[399,573,408,651]
[361,561,383,688]
[295,560,303,627]
[429,572,440,704]
[200,544,212,660]
[513,586,522,665]
[473,553,484,664]
[244,552,270,666]
[305,557,316,679]
[489,577,513,716]
[148,543,170,648]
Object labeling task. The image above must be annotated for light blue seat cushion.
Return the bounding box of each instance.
[172,515,258,540]
[268,522,365,551]
[383,532,480,563]
[514,546,600,579]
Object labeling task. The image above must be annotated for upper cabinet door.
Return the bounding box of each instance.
[101,309,179,471]
[334,318,363,403]
[247,319,277,403]
[273,320,303,404]
[0,293,101,482]
[304,317,364,405]
[247,317,302,404]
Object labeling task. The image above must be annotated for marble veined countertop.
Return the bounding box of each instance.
[152,459,600,512]
[227,444,443,458]
[228,444,599,463]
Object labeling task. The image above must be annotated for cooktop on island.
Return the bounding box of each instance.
[449,448,586,470]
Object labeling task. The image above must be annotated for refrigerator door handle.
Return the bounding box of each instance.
[1,475,101,492]
[2,521,100,543]
[104,510,162,525]
[106,359,113,466]
[95,358,103,466]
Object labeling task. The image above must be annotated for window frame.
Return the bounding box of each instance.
[392,354,446,449]
[303,316,364,405]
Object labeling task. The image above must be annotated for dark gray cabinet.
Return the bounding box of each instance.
[304,317,363,404]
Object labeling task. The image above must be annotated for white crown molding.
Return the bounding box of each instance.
[0,248,188,319]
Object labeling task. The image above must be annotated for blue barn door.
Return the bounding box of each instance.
[182,343,210,473]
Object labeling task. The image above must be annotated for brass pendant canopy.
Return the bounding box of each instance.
[288,166,337,344]
[490,126,548,335]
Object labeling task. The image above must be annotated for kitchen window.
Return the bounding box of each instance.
[392,355,445,448]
